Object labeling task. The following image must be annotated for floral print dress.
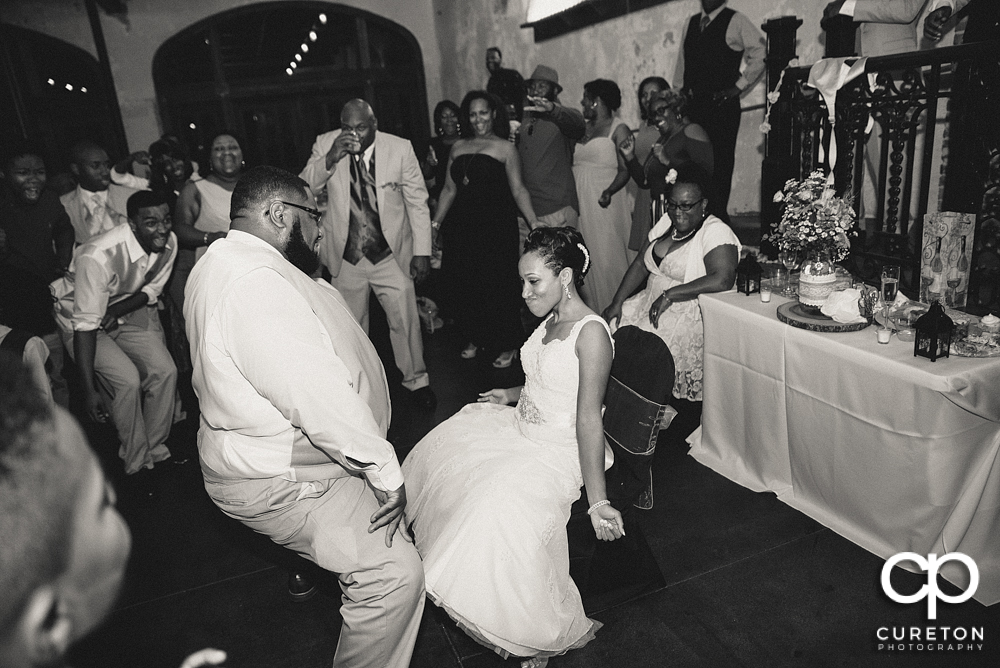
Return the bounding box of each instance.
[616,217,740,402]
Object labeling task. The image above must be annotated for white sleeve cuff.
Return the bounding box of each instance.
[72,320,101,332]
[840,0,857,17]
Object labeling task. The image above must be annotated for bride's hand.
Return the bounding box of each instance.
[591,504,625,541]
[478,388,511,404]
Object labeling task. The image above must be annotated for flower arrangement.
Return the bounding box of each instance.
[764,170,857,262]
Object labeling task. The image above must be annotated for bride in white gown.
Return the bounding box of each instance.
[402,227,624,667]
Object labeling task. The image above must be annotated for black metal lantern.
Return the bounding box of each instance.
[914,301,953,361]
[736,252,763,295]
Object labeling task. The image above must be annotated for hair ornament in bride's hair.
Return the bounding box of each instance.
[665,169,678,185]
[577,243,590,275]
[523,226,588,287]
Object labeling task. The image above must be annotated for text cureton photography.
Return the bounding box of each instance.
[876,551,987,653]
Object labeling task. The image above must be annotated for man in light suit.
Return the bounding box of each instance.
[824,0,954,232]
[925,0,994,43]
[301,100,436,410]
[826,0,955,56]
[60,141,139,244]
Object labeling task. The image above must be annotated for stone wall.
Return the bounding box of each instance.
[0,0,444,154]
[3,0,954,215]
[433,0,830,215]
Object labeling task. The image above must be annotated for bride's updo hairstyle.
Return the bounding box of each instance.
[523,227,591,288]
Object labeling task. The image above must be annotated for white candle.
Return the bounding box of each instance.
[877,327,891,344]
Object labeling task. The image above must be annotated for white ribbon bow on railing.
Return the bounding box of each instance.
[806,57,876,189]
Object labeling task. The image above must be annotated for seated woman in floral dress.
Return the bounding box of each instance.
[402,227,623,668]
[603,163,739,404]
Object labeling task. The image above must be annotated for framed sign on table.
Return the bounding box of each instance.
[920,212,975,308]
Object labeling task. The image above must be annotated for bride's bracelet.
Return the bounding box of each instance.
[587,500,610,516]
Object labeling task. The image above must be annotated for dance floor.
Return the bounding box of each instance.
[67,295,999,668]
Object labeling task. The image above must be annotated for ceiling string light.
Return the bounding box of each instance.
[286,13,326,76]
[46,77,87,93]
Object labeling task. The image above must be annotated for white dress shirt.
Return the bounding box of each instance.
[51,222,177,332]
[184,230,402,492]
[841,0,953,18]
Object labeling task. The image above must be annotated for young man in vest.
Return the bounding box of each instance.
[51,190,178,479]
[674,0,765,224]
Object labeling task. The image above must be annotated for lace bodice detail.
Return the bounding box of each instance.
[644,233,695,287]
[515,314,612,445]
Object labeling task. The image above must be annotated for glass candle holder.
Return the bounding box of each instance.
[760,281,772,303]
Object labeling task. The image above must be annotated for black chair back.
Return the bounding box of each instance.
[603,325,675,509]
[568,325,675,613]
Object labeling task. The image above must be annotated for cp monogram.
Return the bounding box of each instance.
[881,552,979,619]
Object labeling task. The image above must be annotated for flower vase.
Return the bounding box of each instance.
[797,250,837,315]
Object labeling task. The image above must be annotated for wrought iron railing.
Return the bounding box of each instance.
[760,20,1000,315]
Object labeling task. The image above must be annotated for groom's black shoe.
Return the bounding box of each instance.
[288,573,318,603]
[407,386,437,411]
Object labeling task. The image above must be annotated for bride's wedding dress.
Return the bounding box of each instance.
[402,314,611,659]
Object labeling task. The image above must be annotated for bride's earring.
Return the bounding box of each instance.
[563,282,572,300]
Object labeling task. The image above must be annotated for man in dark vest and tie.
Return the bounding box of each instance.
[674,0,765,224]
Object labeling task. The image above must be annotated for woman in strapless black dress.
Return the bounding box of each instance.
[432,91,540,368]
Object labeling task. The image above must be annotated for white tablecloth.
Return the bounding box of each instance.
[689,292,1000,605]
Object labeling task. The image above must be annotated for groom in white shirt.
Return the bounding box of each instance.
[184,165,424,668]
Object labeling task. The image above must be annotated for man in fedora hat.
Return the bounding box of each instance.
[517,64,585,241]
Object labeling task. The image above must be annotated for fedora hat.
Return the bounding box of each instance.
[527,65,562,94]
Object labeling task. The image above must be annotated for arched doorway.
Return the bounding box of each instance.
[0,24,120,174]
[153,1,429,174]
